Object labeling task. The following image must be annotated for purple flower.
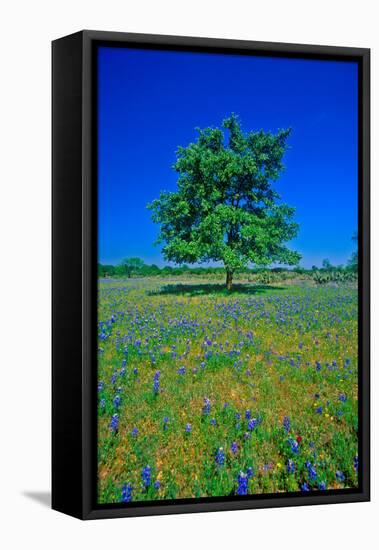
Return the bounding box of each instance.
[109,413,119,433]
[131,427,138,437]
[315,406,323,414]
[288,438,299,454]
[121,483,132,502]
[177,366,186,375]
[306,461,317,481]
[286,459,296,474]
[185,423,191,433]
[215,447,225,466]
[236,472,248,495]
[247,418,258,431]
[154,480,161,490]
[231,441,238,455]
[336,470,345,482]
[246,467,254,479]
[283,416,291,433]
[113,394,121,408]
[203,397,211,415]
[141,465,151,488]
[153,370,161,394]
[338,393,347,402]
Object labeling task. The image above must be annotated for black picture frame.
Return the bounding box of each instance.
[52,30,370,520]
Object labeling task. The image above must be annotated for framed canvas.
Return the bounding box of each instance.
[52,30,370,520]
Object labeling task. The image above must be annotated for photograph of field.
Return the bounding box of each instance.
[96,46,359,503]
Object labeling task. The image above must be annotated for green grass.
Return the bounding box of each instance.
[97,277,358,503]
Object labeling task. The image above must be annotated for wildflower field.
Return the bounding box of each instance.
[97,278,358,503]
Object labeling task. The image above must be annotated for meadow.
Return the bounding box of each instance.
[97,277,358,504]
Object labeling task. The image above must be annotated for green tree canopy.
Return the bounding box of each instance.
[120,257,145,278]
[148,114,301,289]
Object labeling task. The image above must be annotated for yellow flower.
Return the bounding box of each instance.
[277,462,282,468]
[325,413,329,418]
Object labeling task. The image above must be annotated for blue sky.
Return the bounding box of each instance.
[98,46,358,268]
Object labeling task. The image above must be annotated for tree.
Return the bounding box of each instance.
[347,232,358,272]
[120,257,145,278]
[148,114,301,290]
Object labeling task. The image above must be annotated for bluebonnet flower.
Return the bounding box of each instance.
[316,362,322,372]
[113,394,121,408]
[231,441,238,455]
[336,470,345,482]
[286,459,296,474]
[247,418,258,431]
[154,480,161,490]
[283,416,291,433]
[120,366,126,377]
[185,423,191,433]
[153,370,161,394]
[210,418,217,426]
[338,393,347,402]
[141,465,151,488]
[315,406,323,414]
[215,447,225,466]
[131,427,138,437]
[177,366,186,375]
[99,398,106,409]
[235,413,241,420]
[98,381,104,392]
[121,483,132,503]
[200,362,206,369]
[236,472,248,495]
[202,397,211,415]
[306,461,317,481]
[354,455,359,472]
[288,438,299,454]
[300,482,310,492]
[109,414,119,433]
[133,367,138,375]
[246,467,254,479]
[318,481,327,490]
[245,410,251,420]
[163,416,169,430]
[111,372,117,384]
[223,402,230,409]
[244,431,251,440]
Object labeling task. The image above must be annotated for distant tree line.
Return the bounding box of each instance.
[98,254,358,284]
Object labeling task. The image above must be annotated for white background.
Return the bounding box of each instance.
[0,1,377,548]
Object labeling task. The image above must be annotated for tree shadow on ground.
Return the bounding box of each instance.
[148,283,285,297]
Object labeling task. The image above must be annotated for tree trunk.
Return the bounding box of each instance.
[226,270,233,291]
